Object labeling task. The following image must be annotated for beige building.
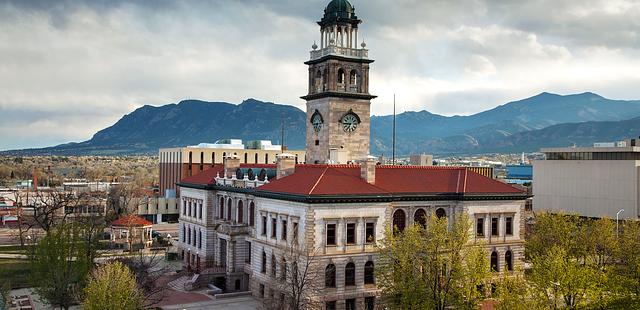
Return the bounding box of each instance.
[173,2,529,310]
[533,140,640,219]
[159,140,305,198]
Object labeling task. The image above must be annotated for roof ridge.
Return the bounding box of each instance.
[463,169,468,193]
[377,165,467,170]
[308,166,330,195]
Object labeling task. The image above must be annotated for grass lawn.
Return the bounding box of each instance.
[0,259,31,289]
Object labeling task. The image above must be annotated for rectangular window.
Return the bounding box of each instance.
[491,218,499,236]
[188,201,192,217]
[259,284,265,297]
[365,297,376,310]
[346,223,356,244]
[326,224,336,245]
[476,218,484,237]
[506,216,513,235]
[346,299,356,310]
[271,218,277,238]
[293,222,299,241]
[325,301,336,310]
[199,203,203,219]
[365,222,375,243]
[282,220,287,240]
[245,241,251,263]
[262,216,267,236]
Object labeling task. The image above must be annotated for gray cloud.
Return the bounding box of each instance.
[1,0,639,150]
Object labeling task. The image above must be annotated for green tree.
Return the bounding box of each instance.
[615,220,640,304]
[83,261,143,310]
[377,213,489,310]
[495,268,539,310]
[30,223,91,310]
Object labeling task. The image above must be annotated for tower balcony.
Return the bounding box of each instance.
[310,45,368,61]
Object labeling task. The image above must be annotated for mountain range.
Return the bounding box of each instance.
[3,92,640,156]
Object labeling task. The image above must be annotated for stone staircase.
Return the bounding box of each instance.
[167,275,191,292]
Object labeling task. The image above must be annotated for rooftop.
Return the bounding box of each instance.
[179,164,526,201]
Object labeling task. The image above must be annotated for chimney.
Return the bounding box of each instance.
[224,155,241,178]
[276,153,296,179]
[359,156,377,184]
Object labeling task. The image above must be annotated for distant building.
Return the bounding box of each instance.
[533,137,640,219]
[409,154,433,166]
[159,140,305,198]
[505,165,533,184]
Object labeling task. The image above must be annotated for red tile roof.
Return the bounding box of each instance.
[257,165,524,197]
[111,214,153,227]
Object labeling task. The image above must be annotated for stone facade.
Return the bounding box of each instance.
[306,97,372,164]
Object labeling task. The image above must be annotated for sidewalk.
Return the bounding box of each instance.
[160,295,259,310]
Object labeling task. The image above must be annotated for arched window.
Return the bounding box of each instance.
[392,209,406,233]
[345,262,355,286]
[219,197,225,219]
[261,251,267,273]
[200,152,204,171]
[182,225,186,242]
[227,198,232,221]
[258,168,267,181]
[325,264,336,288]
[364,261,375,284]
[350,70,358,85]
[414,209,427,227]
[436,208,447,219]
[237,200,244,224]
[491,251,499,272]
[236,168,244,179]
[254,153,258,164]
[212,152,215,166]
[244,153,248,164]
[249,202,255,227]
[247,168,255,180]
[271,254,277,277]
[505,250,513,271]
[188,151,193,175]
[223,152,226,158]
[337,68,345,84]
[265,153,269,164]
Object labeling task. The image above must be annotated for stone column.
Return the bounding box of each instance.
[320,29,324,48]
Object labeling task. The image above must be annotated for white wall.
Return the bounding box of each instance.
[533,160,640,219]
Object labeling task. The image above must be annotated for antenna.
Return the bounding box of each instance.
[392,94,396,165]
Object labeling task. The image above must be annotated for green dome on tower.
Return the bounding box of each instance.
[324,0,354,18]
[319,0,360,26]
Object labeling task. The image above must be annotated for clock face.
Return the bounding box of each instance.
[312,114,323,132]
[341,113,359,132]
[310,110,324,132]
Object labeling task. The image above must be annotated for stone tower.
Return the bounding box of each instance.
[302,0,376,164]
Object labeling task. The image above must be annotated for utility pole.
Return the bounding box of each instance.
[392,94,396,165]
[281,116,285,152]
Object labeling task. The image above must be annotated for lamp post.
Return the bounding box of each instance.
[616,209,625,238]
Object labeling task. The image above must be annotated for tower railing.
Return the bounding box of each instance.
[310,45,368,61]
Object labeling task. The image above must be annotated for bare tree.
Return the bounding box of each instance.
[267,240,323,310]
[31,189,79,233]
[116,251,168,308]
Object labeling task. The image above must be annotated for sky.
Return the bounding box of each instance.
[1,0,639,150]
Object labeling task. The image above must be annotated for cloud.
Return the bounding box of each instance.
[1,0,639,150]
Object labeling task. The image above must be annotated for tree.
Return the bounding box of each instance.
[376,213,489,310]
[268,240,322,310]
[30,223,91,310]
[615,220,640,304]
[495,268,539,310]
[83,261,143,310]
[117,252,168,308]
[31,189,79,233]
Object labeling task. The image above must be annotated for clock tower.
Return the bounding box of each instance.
[302,0,376,164]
